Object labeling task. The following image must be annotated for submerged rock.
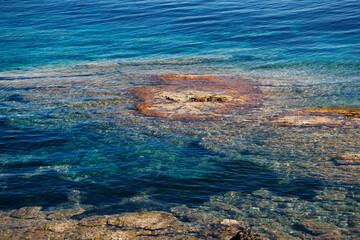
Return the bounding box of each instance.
[314,232,341,240]
[201,222,260,240]
[299,220,340,236]
[221,219,246,227]
[46,208,85,220]
[107,211,179,230]
[10,206,43,219]
[269,111,346,127]
[79,215,108,227]
[313,189,346,201]
[335,153,360,165]
[270,107,360,127]
[230,229,259,240]
[45,220,77,233]
[133,74,262,120]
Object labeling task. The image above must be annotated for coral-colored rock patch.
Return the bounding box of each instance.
[133,74,262,120]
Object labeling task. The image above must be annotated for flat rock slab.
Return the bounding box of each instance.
[269,111,351,127]
[305,109,360,117]
[133,74,262,120]
[335,153,360,165]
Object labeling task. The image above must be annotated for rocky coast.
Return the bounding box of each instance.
[0,206,260,240]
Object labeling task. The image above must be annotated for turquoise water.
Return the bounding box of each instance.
[1,0,359,72]
[1,0,360,238]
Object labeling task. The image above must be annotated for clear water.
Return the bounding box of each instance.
[1,0,360,238]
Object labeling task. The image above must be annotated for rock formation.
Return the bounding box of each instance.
[0,207,263,240]
[133,74,263,120]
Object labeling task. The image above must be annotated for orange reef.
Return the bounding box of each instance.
[133,74,263,120]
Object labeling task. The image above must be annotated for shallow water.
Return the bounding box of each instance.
[1,0,360,238]
[1,62,360,238]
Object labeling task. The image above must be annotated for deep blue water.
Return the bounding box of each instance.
[1,0,359,72]
[1,0,360,237]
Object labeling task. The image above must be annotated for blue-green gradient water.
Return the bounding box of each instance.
[1,0,360,238]
[1,0,360,72]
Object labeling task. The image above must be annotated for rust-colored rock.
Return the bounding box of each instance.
[305,109,360,117]
[133,74,262,120]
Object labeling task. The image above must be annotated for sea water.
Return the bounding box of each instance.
[1,0,360,238]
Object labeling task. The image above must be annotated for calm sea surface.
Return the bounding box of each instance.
[1,0,360,238]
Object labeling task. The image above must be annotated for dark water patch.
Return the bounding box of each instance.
[0,172,72,209]
[214,159,323,200]
[6,94,29,103]
[0,77,17,81]
[66,156,324,218]
[0,118,68,153]
[62,142,322,214]
[0,160,49,170]
[0,72,104,82]
[0,131,283,211]
[273,178,324,200]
